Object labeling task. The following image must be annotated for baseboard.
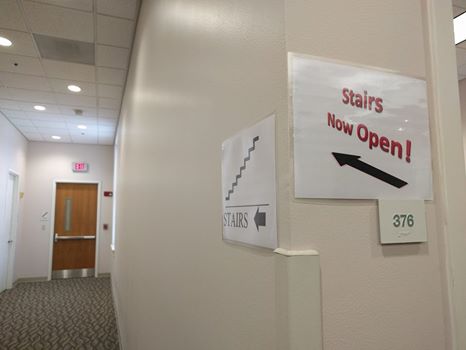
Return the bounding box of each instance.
[13,277,48,286]
[98,272,111,278]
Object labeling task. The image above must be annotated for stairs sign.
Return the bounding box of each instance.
[291,54,433,199]
[221,115,277,249]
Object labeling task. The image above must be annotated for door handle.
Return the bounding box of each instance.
[54,234,96,242]
[7,240,13,244]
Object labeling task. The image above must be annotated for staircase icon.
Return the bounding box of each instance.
[225,136,259,201]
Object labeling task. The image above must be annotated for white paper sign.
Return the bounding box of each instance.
[291,54,433,199]
[222,115,277,249]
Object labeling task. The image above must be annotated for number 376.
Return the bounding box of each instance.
[393,214,414,228]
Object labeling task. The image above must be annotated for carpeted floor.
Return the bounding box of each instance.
[0,277,119,350]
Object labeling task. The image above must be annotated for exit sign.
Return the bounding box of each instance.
[72,162,89,173]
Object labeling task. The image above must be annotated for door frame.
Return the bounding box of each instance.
[47,180,102,280]
[5,170,20,289]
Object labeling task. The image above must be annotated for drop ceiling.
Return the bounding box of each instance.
[0,0,139,145]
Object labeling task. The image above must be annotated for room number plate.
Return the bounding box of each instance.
[378,200,427,244]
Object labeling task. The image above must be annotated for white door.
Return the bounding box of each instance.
[0,174,17,292]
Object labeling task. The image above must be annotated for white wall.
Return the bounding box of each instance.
[0,114,27,283]
[16,142,114,279]
[112,0,461,349]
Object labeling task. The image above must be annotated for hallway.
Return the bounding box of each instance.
[0,278,119,349]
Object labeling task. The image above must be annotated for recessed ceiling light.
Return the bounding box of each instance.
[0,36,12,47]
[51,135,61,140]
[454,12,466,44]
[67,84,82,93]
[77,124,87,130]
[34,105,46,111]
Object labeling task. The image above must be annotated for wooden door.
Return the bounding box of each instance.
[52,183,98,274]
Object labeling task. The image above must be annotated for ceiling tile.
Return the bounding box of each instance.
[42,59,96,82]
[0,87,57,103]
[22,132,44,141]
[69,129,98,136]
[26,111,64,120]
[70,134,98,143]
[96,67,126,85]
[0,1,28,31]
[23,1,94,43]
[1,109,28,118]
[59,105,97,117]
[98,127,115,133]
[22,103,61,113]
[67,121,97,129]
[31,0,94,12]
[66,116,98,124]
[48,79,97,96]
[55,93,97,107]
[98,97,120,109]
[33,120,67,129]
[0,72,52,91]
[8,118,34,127]
[98,84,123,99]
[98,108,119,118]
[18,125,39,133]
[40,133,71,143]
[25,107,63,120]
[0,29,39,57]
[96,45,129,69]
[98,117,117,126]
[0,101,31,111]
[97,15,134,48]
[0,54,45,76]
[37,127,68,134]
[97,0,139,20]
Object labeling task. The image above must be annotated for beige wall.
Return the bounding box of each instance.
[0,114,27,283]
[285,1,447,350]
[16,142,114,279]
[113,0,287,348]
[459,78,466,166]
[113,0,460,349]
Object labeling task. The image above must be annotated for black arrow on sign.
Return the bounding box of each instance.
[254,208,266,231]
[332,152,408,189]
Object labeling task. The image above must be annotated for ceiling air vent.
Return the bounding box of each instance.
[33,34,95,65]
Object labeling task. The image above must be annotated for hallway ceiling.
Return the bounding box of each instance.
[454,1,466,80]
[0,0,139,145]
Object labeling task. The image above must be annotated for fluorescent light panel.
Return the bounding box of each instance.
[454,12,466,45]
[68,84,82,92]
[0,36,12,47]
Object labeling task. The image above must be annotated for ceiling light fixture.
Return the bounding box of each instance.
[0,36,12,47]
[34,105,46,111]
[67,84,82,93]
[77,125,87,130]
[454,12,466,45]
[51,135,61,140]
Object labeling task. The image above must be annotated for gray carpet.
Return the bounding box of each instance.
[0,277,119,350]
